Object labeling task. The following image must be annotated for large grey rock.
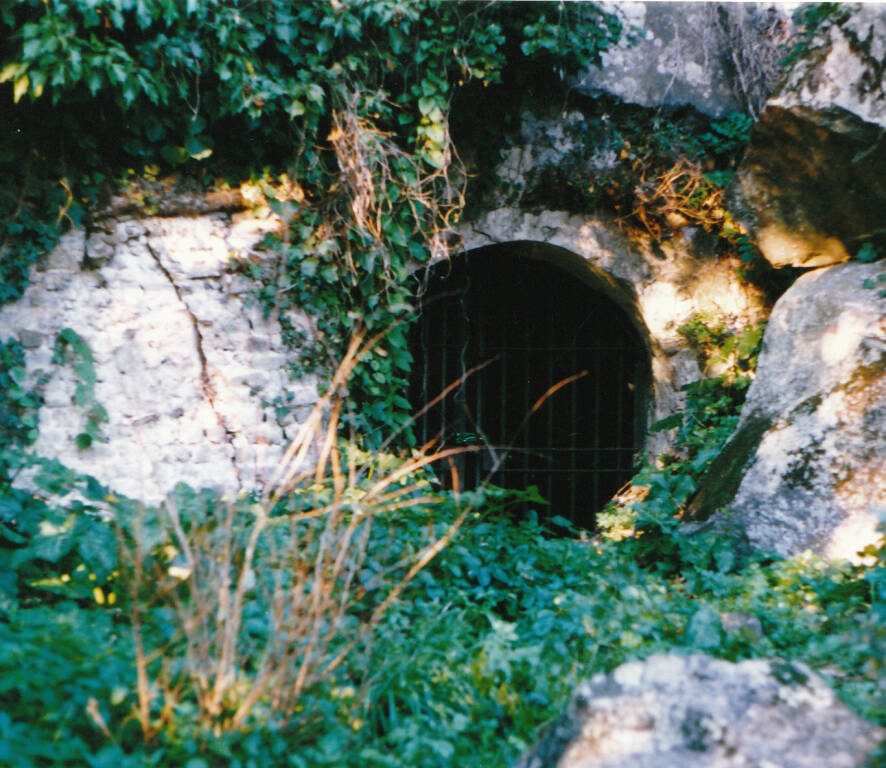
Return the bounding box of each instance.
[578,3,790,118]
[734,4,886,268]
[686,261,886,561]
[515,654,884,768]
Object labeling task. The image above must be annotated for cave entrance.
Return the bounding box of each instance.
[409,243,649,529]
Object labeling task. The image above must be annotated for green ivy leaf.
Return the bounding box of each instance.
[301,258,318,277]
[425,123,445,146]
[160,145,189,165]
[423,147,445,169]
[184,136,212,160]
[73,360,96,386]
[76,521,117,579]
[83,475,108,502]
[13,75,29,103]
[417,96,436,115]
[0,62,23,83]
[855,242,881,263]
[650,413,682,432]
[57,328,80,347]
[24,517,77,564]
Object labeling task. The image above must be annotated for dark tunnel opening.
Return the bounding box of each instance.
[408,244,650,530]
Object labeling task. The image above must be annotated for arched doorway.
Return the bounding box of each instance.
[409,243,650,529]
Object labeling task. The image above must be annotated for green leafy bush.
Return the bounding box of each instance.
[3,461,884,766]
[346,508,885,766]
[597,317,765,573]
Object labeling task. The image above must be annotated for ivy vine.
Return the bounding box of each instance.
[1,0,623,442]
[0,339,43,483]
[51,328,108,451]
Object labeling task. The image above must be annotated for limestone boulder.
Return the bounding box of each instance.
[514,654,884,768]
[577,4,790,118]
[733,4,886,268]
[686,260,886,561]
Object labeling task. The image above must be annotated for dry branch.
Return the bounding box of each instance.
[116,328,477,734]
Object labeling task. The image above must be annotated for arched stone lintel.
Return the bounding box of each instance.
[455,208,704,455]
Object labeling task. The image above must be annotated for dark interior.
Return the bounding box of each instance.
[409,244,649,529]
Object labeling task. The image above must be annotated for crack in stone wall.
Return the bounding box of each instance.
[145,240,242,484]
[0,211,318,503]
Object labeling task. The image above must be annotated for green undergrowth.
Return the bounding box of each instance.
[2,311,884,767]
[596,315,766,566]
[353,514,885,766]
[2,312,883,767]
[1,467,883,767]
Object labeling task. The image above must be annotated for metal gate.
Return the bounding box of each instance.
[409,247,647,529]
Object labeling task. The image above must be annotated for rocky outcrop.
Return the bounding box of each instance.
[686,260,886,561]
[0,211,315,503]
[515,654,884,768]
[733,5,886,268]
[578,4,790,118]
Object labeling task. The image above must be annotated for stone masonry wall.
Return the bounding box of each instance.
[4,200,767,502]
[0,210,316,503]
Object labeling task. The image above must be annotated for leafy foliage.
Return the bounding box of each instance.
[660,316,764,465]
[2,326,881,765]
[599,317,766,572]
[0,327,109,491]
[3,475,883,767]
[781,2,847,68]
[858,243,886,300]
[52,328,109,450]
[857,242,885,264]
[0,339,44,482]
[862,270,886,299]
[0,0,622,440]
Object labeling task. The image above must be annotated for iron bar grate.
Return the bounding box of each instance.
[410,247,648,529]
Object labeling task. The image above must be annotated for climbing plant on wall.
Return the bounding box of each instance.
[0,0,623,441]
